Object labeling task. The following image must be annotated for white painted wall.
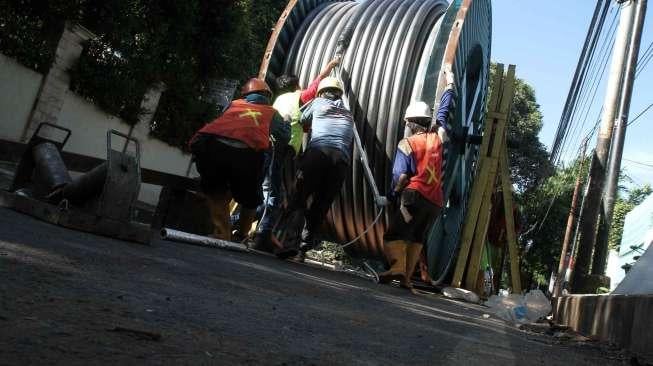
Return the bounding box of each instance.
[0,53,197,206]
[58,92,131,157]
[0,54,43,141]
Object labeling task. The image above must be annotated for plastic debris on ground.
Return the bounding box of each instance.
[484,289,552,324]
[441,287,481,304]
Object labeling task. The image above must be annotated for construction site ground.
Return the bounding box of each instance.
[0,207,631,365]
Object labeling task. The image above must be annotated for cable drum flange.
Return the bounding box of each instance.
[260,0,492,283]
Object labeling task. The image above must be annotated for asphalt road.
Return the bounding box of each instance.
[0,208,629,365]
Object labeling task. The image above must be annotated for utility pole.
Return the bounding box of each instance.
[593,0,648,276]
[553,139,588,297]
[572,0,636,292]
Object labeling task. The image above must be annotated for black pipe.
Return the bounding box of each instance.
[32,142,72,193]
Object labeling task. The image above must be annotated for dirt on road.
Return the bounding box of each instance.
[0,208,631,365]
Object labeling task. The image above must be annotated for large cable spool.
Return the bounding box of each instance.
[260,0,491,283]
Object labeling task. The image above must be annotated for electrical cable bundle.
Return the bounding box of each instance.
[260,0,491,282]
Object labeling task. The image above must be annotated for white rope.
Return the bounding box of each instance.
[339,206,385,249]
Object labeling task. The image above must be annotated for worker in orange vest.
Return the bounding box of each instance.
[189,78,290,241]
[380,68,455,290]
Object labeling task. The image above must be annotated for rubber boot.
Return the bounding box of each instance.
[275,209,303,260]
[235,207,256,242]
[402,243,424,289]
[378,240,408,284]
[253,231,274,252]
[206,193,231,241]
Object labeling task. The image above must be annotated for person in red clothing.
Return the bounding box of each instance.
[189,78,289,241]
[379,69,455,290]
[275,57,341,110]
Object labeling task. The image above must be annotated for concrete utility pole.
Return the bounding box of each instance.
[572,0,636,292]
[553,139,588,297]
[593,0,648,276]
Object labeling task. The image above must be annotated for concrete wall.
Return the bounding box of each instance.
[554,294,653,364]
[0,53,197,206]
[0,54,43,141]
[607,194,653,290]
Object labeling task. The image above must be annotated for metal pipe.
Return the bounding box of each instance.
[593,0,648,276]
[61,163,108,204]
[160,228,249,252]
[352,126,388,208]
[31,142,72,193]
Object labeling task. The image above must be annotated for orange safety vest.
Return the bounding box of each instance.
[197,99,275,151]
[406,132,444,207]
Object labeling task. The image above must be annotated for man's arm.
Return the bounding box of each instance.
[391,139,416,196]
[300,57,341,105]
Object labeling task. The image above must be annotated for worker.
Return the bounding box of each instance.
[379,68,455,290]
[276,76,354,259]
[253,57,341,252]
[273,56,341,155]
[189,78,289,242]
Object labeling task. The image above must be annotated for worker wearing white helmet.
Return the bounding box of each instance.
[276,76,354,259]
[380,67,455,290]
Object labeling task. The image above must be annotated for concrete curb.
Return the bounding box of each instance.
[554,294,653,363]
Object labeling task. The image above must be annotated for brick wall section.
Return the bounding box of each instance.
[21,23,95,142]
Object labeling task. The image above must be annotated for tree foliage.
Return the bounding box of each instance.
[507,79,554,193]
[0,0,84,72]
[518,157,589,285]
[0,0,288,147]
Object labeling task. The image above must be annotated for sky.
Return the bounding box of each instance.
[492,0,653,189]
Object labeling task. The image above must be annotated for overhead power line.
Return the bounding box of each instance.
[554,2,618,163]
[550,0,613,164]
[628,102,653,126]
[623,158,653,169]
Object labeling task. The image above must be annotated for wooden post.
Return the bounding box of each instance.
[464,169,497,291]
[452,65,505,287]
[452,64,517,292]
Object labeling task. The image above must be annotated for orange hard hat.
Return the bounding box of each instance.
[241,78,272,97]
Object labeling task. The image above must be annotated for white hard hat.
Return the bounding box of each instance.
[404,101,432,120]
[317,77,344,94]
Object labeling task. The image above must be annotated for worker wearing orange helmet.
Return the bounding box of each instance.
[189,78,290,241]
[380,67,455,290]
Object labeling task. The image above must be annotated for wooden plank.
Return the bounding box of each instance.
[451,64,507,287]
[479,64,504,157]
[452,159,492,287]
[462,65,514,291]
[488,66,516,160]
[501,144,522,293]
[464,157,498,291]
